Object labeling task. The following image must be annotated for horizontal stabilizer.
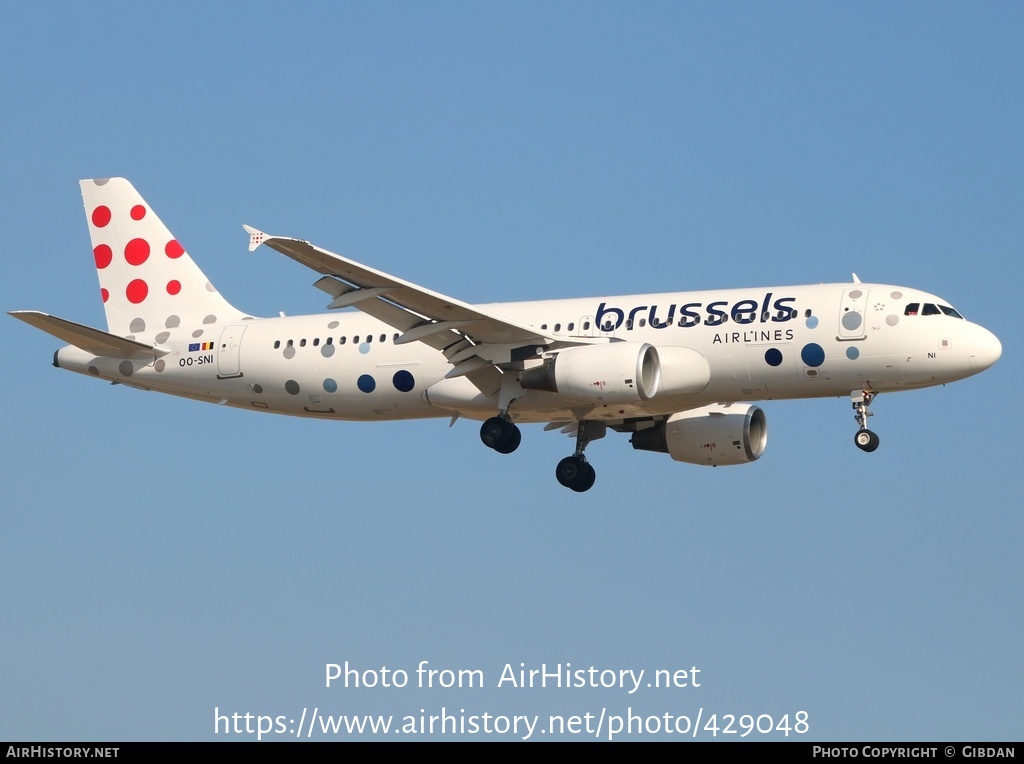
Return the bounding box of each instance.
[9,311,168,360]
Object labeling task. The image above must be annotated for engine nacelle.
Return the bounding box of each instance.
[631,403,767,466]
[519,342,660,404]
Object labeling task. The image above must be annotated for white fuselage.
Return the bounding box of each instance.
[54,282,1001,425]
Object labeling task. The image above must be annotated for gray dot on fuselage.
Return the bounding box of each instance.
[154,359,165,372]
[166,315,181,328]
[155,331,170,344]
[119,361,134,377]
[841,311,862,331]
[283,346,296,359]
[192,329,204,338]
[130,318,146,333]
[203,315,216,324]
[886,314,899,326]
[321,344,335,358]
[285,380,300,395]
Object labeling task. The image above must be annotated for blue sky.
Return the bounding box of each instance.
[2,2,1020,741]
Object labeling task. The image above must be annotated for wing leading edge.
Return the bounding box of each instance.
[244,227,553,348]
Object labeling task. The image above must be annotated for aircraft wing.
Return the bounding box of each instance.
[9,311,168,360]
[244,227,554,349]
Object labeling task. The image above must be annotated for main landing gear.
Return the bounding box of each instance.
[480,414,604,493]
[480,415,521,454]
[851,390,880,452]
[556,421,605,493]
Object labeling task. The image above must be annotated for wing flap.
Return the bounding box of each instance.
[9,311,168,360]
[244,227,552,346]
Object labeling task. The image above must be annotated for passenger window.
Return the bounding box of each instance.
[340,336,347,345]
[639,319,646,328]
[554,323,561,332]
[313,338,320,346]
[626,319,633,329]
[300,339,307,347]
[568,322,575,331]
[541,324,548,330]
[583,321,590,330]
[354,336,360,343]
[380,334,386,343]
[326,337,333,345]
[287,339,294,347]
[273,340,281,349]
[904,303,920,316]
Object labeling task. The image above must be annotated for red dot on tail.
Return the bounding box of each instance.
[94,244,113,269]
[130,205,146,220]
[167,280,181,295]
[165,239,185,259]
[126,279,149,304]
[92,206,111,227]
[101,288,109,303]
[124,238,151,266]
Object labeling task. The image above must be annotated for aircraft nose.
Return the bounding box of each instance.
[968,325,1002,373]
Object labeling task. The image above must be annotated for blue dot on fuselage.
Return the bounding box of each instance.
[846,346,860,360]
[357,374,376,393]
[323,378,338,393]
[765,348,783,367]
[393,370,415,393]
[801,343,825,367]
[805,316,819,329]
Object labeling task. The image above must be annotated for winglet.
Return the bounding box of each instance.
[243,225,269,252]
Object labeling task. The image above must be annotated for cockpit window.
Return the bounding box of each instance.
[922,303,940,316]
[939,305,963,319]
[904,303,919,316]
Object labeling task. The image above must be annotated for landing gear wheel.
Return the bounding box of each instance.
[493,425,521,454]
[854,429,880,452]
[556,456,596,492]
[480,416,520,453]
[578,463,596,492]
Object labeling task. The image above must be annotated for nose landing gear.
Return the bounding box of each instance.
[851,390,880,452]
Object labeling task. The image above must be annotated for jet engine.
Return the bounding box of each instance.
[519,342,660,404]
[630,403,767,466]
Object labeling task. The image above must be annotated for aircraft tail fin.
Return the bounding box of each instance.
[80,178,246,337]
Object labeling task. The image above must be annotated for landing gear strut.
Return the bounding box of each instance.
[480,415,521,454]
[851,390,880,452]
[556,421,605,492]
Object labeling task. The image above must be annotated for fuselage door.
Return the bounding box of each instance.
[217,324,247,378]
[838,288,869,340]
[578,315,598,338]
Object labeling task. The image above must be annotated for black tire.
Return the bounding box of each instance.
[556,455,586,488]
[480,416,513,450]
[493,424,521,454]
[573,463,596,493]
[854,429,880,452]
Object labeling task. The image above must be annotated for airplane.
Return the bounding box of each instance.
[10,178,1002,492]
